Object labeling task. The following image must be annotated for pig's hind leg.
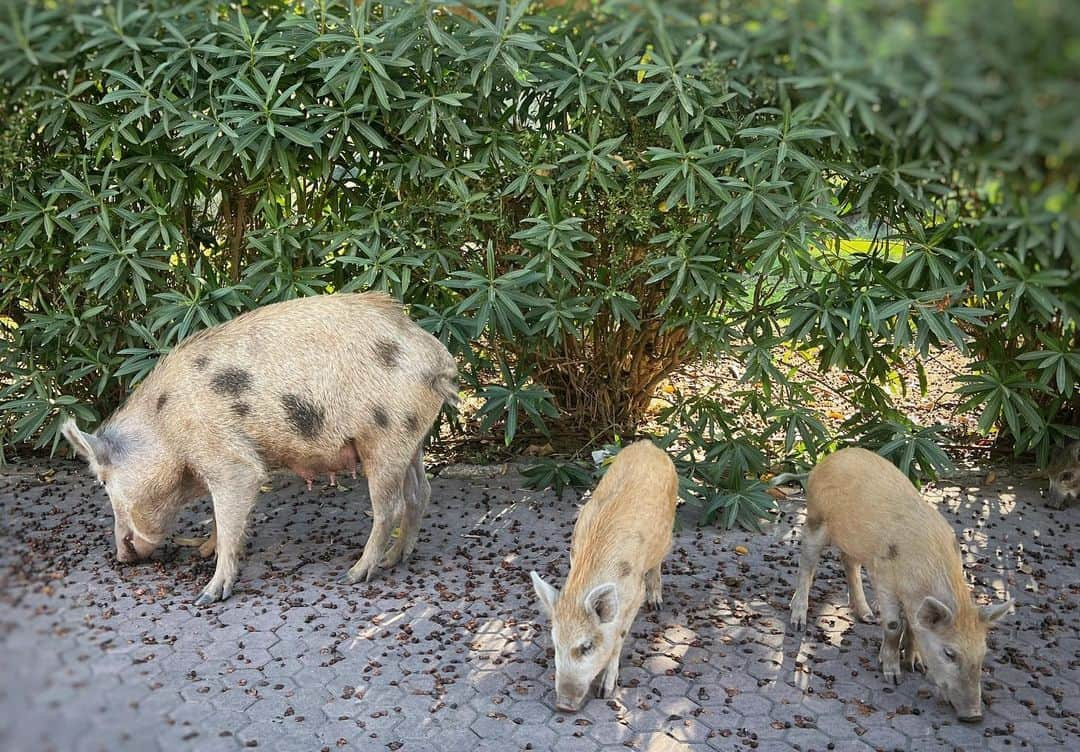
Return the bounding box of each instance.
[194,464,265,606]
[842,553,874,622]
[382,444,430,568]
[341,458,407,583]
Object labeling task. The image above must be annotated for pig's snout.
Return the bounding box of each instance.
[555,696,583,713]
[117,533,154,563]
[554,679,587,713]
[117,534,139,563]
[947,687,983,724]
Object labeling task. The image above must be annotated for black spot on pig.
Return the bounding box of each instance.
[374,407,390,429]
[405,412,420,432]
[618,561,632,578]
[376,340,402,368]
[194,356,209,371]
[886,543,899,560]
[211,367,252,396]
[156,393,168,412]
[281,394,325,439]
[231,402,251,417]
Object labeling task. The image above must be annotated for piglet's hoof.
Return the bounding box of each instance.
[194,581,232,607]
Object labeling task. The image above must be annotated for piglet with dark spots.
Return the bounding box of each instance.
[789,447,1014,722]
[62,293,458,605]
[530,441,677,712]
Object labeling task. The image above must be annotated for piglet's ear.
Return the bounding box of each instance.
[62,419,103,464]
[915,595,955,632]
[530,571,558,618]
[585,582,619,625]
[980,599,1014,625]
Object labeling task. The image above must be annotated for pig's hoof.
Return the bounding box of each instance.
[597,672,617,699]
[856,608,875,623]
[338,562,378,584]
[198,539,216,559]
[905,652,925,673]
[194,581,232,606]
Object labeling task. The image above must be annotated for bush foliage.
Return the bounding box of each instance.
[1,0,1077,527]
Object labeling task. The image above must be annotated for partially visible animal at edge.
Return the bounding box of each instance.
[1047,440,1080,509]
[62,292,458,605]
[530,440,678,712]
[789,447,1014,723]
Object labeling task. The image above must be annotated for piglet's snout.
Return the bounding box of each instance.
[117,535,138,563]
[555,679,587,713]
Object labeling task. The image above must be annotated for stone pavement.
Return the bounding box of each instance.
[0,460,1076,751]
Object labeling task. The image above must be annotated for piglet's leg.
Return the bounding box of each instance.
[842,554,874,622]
[598,612,634,699]
[198,521,217,559]
[899,616,922,672]
[644,565,663,610]
[877,591,904,685]
[195,466,263,606]
[789,521,827,631]
[175,519,216,558]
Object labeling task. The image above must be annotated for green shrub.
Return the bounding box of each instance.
[1,0,1077,527]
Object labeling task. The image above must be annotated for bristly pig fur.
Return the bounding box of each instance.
[530,441,677,712]
[62,293,458,605]
[789,447,1013,722]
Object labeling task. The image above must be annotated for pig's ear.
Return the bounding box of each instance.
[979,598,1014,625]
[530,571,558,617]
[62,419,103,463]
[915,595,954,632]
[584,582,618,625]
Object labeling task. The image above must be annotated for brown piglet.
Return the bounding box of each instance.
[530,440,678,712]
[62,292,457,605]
[789,447,1013,722]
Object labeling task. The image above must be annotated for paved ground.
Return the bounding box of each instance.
[0,460,1076,751]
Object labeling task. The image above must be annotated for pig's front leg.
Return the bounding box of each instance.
[644,565,662,610]
[341,462,406,583]
[899,616,923,672]
[598,611,635,699]
[597,648,621,699]
[194,470,263,606]
[877,591,904,685]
